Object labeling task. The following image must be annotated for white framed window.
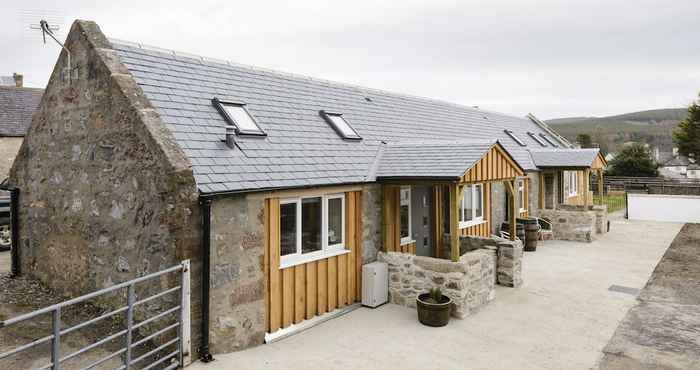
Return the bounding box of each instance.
[399,186,412,245]
[279,193,348,268]
[319,110,362,140]
[459,183,484,228]
[564,171,578,197]
[517,179,526,211]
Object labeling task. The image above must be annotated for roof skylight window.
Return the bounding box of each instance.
[539,133,559,147]
[320,111,362,140]
[528,132,547,147]
[504,130,526,146]
[212,98,266,136]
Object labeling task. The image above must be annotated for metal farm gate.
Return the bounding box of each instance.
[0,260,191,370]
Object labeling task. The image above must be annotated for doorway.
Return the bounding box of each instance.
[411,186,433,257]
[544,174,555,209]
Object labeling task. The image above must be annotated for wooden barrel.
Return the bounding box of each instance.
[522,218,539,252]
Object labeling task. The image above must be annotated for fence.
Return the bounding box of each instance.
[0,260,191,370]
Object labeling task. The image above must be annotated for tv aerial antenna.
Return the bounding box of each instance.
[30,19,76,82]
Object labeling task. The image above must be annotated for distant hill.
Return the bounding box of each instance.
[546,108,688,156]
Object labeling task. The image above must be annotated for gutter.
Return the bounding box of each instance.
[198,197,214,363]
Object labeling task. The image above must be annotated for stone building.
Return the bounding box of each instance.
[0,73,43,181]
[8,19,609,361]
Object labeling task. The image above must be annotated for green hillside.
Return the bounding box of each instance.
[546,108,687,155]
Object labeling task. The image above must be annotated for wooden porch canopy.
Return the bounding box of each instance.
[529,148,607,207]
[376,140,524,261]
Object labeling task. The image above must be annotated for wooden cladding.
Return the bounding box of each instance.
[591,153,606,170]
[461,144,523,183]
[265,191,362,334]
[382,186,416,254]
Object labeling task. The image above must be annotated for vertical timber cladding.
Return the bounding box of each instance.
[456,144,523,238]
[381,185,417,254]
[265,191,363,333]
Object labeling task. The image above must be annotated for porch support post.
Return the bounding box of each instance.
[584,169,591,207]
[538,172,545,210]
[449,183,460,262]
[598,169,604,204]
[432,186,444,259]
[504,180,516,241]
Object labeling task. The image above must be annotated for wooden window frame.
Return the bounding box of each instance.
[459,183,484,229]
[279,193,349,269]
[517,179,526,212]
[399,186,413,245]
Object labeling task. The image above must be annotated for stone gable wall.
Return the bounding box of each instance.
[8,20,201,352]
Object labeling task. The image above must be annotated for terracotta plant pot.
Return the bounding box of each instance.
[416,293,452,327]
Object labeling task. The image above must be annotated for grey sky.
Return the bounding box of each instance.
[1,0,698,119]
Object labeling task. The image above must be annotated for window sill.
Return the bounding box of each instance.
[400,239,416,246]
[459,219,486,229]
[280,248,350,270]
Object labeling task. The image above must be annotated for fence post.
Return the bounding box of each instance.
[51,307,61,370]
[125,284,135,370]
[180,259,191,367]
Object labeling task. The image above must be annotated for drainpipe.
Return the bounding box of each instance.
[199,197,214,362]
[9,188,19,277]
[0,184,20,277]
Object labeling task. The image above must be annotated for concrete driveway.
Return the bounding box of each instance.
[192,217,682,370]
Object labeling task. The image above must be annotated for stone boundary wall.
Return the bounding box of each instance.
[539,208,597,242]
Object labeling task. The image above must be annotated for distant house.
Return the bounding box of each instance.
[659,156,691,178]
[0,73,43,181]
[687,164,700,179]
[8,20,609,359]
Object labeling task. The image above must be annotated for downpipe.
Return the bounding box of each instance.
[198,197,214,363]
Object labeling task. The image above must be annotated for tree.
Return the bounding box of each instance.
[576,133,594,148]
[673,92,700,160]
[605,143,658,177]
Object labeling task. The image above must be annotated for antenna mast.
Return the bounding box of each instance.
[30,19,75,82]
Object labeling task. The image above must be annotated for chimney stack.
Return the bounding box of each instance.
[12,73,23,88]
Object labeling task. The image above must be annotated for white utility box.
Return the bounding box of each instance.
[362,262,388,308]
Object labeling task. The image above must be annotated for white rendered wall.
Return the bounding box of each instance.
[628,193,700,223]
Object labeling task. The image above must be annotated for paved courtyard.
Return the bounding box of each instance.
[195,217,683,370]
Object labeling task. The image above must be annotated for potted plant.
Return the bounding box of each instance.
[416,287,452,327]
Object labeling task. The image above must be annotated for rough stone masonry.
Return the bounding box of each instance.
[8,20,202,350]
[378,235,523,318]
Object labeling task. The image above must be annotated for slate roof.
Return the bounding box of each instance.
[528,148,601,168]
[376,140,501,180]
[0,86,43,136]
[662,156,690,167]
[110,39,570,194]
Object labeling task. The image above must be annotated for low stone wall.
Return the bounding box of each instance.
[378,236,524,318]
[591,205,608,234]
[378,250,496,318]
[539,207,597,242]
[459,235,523,288]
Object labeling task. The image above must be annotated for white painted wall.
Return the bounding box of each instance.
[628,193,700,223]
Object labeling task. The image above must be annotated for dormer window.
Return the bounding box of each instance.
[320,111,362,140]
[504,129,526,146]
[527,132,547,147]
[213,98,266,136]
[539,133,559,147]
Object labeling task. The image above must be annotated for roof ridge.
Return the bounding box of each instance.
[108,37,535,122]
